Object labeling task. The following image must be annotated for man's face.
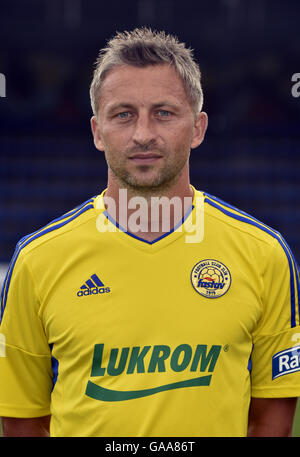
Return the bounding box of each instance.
[91,64,207,193]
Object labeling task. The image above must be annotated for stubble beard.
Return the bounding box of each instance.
[107,153,189,197]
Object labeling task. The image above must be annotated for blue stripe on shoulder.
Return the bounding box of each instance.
[17,197,96,249]
[0,198,95,322]
[204,193,299,328]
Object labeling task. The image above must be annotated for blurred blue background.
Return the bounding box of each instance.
[0,0,299,274]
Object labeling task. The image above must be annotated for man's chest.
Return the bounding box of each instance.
[42,239,263,355]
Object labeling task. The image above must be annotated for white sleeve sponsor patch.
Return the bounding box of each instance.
[272,346,300,380]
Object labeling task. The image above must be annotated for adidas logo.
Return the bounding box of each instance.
[77,274,111,297]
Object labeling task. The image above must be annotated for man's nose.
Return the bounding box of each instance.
[132,113,156,146]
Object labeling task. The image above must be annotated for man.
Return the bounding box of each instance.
[0,28,299,437]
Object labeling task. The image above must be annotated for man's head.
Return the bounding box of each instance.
[90,28,207,195]
[90,27,204,118]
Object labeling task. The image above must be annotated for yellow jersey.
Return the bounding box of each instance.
[0,188,299,437]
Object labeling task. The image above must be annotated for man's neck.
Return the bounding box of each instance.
[104,176,194,242]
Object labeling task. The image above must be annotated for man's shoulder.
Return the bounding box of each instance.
[15,196,97,258]
[202,190,285,248]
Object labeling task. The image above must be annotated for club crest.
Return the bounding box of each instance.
[191,259,231,298]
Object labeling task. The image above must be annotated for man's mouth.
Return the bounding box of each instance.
[129,153,163,164]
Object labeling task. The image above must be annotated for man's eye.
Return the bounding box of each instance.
[117,112,131,119]
[158,110,171,117]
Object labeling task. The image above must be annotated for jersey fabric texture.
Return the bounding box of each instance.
[0,188,300,437]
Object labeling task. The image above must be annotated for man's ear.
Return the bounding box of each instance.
[191,112,208,149]
[91,115,105,151]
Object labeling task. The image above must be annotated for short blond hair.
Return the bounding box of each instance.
[90,27,203,116]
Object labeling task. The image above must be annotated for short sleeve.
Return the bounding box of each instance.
[0,247,52,417]
[251,237,300,398]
